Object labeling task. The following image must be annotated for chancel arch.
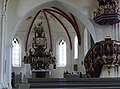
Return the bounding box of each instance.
[6,0,98,89]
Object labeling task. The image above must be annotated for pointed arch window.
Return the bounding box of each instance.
[58,40,66,67]
[12,38,21,67]
[74,35,78,59]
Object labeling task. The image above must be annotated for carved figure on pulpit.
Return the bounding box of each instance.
[102,54,107,64]
[87,53,94,71]
[112,44,117,64]
[97,0,117,8]
[105,44,112,55]
[116,54,120,64]
[94,0,118,16]
[93,0,120,25]
[116,45,120,64]
[112,54,117,64]
[113,44,118,54]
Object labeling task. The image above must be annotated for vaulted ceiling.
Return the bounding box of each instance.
[25,7,82,52]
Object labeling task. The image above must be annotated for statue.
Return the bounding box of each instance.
[97,0,117,11]
[93,0,119,25]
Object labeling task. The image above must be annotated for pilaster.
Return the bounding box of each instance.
[6,43,13,89]
[0,0,9,88]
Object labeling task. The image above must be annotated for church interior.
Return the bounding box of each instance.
[1,0,120,89]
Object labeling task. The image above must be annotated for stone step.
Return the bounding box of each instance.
[30,87,120,89]
[28,78,120,83]
[30,83,120,88]
[28,78,120,88]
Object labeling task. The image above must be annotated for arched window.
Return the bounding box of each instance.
[12,38,21,67]
[58,40,66,67]
[74,35,78,59]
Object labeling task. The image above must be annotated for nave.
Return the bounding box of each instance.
[2,0,120,89]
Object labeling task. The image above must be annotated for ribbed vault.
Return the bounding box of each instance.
[25,7,81,52]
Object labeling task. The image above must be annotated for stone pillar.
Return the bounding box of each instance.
[6,44,13,89]
[112,23,120,41]
[112,25,115,40]
[118,23,120,41]
[112,24,116,40]
[0,10,6,89]
[118,66,120,77]
[116,24,119,41]
[0,0,9,88]
[0,10,2,89]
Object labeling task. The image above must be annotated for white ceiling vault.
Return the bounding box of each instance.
[10,0,96,50]
[25,7,81,52]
